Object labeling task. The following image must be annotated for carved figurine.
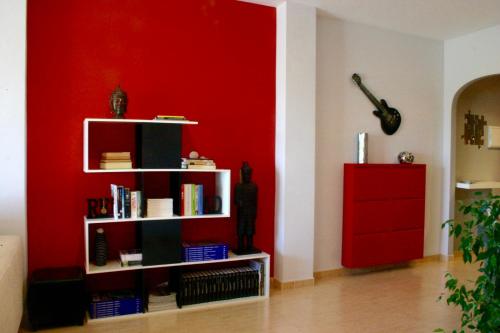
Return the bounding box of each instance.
[109,85,128,119]
[234,162,261,254]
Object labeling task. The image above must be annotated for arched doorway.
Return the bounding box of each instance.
[448,74,500,253]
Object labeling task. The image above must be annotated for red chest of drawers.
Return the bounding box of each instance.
[342,164,426,268]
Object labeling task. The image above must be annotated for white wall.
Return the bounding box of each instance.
[442,25,500,254]
[315,16,444,271]
[275,1,316,282]
[0,0,27,265]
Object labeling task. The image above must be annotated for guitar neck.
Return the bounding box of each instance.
[356,82,385,112]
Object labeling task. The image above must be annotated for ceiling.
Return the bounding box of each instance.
[243,0,500,40]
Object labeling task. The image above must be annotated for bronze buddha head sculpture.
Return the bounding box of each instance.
[109,85,128,119]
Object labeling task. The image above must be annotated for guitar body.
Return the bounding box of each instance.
[352,74,401,135]
[372,100,401,135]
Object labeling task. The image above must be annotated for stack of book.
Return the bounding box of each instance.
[89,290,143,319]
[182,242,229,262]
[119,249,142,267]
[100,152,132,170]
[146,198,173,218]
[154,115,186,121]
[181,158,216,170]
[177,265,260,307]
[180,184,203,216]
[148,282,177,312]
[110,185,143,219]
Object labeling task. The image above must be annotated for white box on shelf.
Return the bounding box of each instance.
[146,198,173,218]
[487,126,500,149]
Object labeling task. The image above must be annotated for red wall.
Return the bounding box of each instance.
[27,0,276,274]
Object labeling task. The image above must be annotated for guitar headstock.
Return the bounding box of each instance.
[352,73,361,85]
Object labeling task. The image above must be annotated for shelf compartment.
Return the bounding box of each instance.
[85,252,270,323]
[84,118,197,171]
[86,252,269,275]
[86,295,267,323]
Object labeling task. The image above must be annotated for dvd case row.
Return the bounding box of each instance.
[177,264,262,307]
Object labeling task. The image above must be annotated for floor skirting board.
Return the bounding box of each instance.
[313,254,449,280]
[270,255,452,289]
[271,278,315,290]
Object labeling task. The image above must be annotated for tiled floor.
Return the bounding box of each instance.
[24,258,476,333]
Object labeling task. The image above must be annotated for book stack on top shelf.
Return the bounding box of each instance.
[185,158,216,170]
[154,115,187,121]
[100,152,132,170]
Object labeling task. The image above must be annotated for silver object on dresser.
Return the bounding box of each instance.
[357,132,368,163]
[398,151,414,164]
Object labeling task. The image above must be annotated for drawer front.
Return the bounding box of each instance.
[353,199,425,235]
[351,166,425,200]
[390,199,425,231]
[352,201,392,235]
[346,229,424,268]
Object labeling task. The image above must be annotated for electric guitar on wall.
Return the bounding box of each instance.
[352,73,401,135]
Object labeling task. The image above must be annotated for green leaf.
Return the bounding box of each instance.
[454,224,462,238]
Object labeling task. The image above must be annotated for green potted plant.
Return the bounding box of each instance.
[435,193,499,333]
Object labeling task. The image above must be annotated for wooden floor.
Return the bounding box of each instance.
[24,258,476,333]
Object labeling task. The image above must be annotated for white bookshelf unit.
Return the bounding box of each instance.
[83,118,269,321]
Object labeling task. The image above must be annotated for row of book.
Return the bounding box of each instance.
[182,242,228,262]
[100,152,132,170]
[180,184,204,216]
[89,290,143,319]
[110,185,143,219]
[176,263,262,307]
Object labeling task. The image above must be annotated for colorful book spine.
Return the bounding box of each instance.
[184,184,192,216]
[181,184,205,216]
[110,184,119,219]
[124,188,131,218]
[131,191,138,219]
[180,184,186,216]
[197,185,203,215]
[191,184,196,216]
[118,186,124,218]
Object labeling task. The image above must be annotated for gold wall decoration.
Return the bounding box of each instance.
[461,110,487,148]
